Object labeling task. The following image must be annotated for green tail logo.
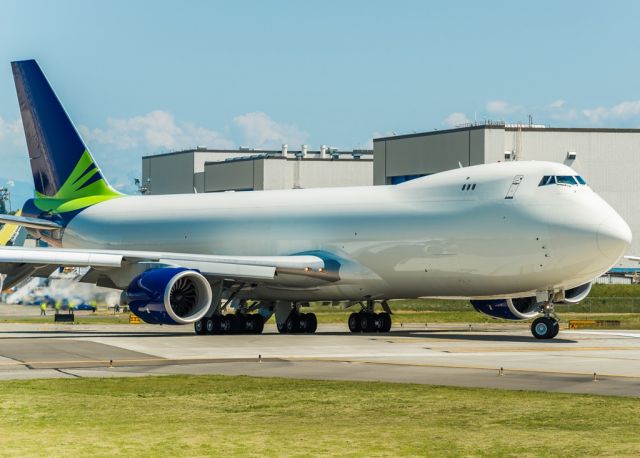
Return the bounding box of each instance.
[34,150,122,214]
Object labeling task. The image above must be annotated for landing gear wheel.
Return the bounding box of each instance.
[251,314,265,334]
[221,315,236,334]
[304,313,317,333]
[531,316,558,339]
[285,315,299,333]
[194,319,206,335]
[205,316,222,335]
[378,312,392,333]
[549,318,560,339]
[348,313,361,332]
[277,320,287,334]
[239,314,253,333]
[359,312,374,333]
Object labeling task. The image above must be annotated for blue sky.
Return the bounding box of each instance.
[0,0,639,202]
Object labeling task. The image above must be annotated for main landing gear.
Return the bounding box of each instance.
[194,314,265,335]
[277,310,318,334]
[348,300,392,333]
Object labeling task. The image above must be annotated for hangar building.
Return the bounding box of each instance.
[374,123,640,269]
[142,146,373,194]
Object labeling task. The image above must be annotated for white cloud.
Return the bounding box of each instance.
[232,112,308,148]
[548,99,565,109]
[78,110,234,151]
[443,112,471,128]
[486,100,521,115]
[582,100,640,124]
[0,116,25,147]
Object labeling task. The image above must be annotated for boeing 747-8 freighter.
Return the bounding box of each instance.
[0,60,631,339]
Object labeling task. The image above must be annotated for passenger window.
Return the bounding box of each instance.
[461,184,466,191]
[471,184,476,190]
[556,175,577,185]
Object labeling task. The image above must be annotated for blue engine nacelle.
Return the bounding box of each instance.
[471,297,540,321]
[126,267,212,325]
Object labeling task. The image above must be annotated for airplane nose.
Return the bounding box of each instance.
[597,217,632,259]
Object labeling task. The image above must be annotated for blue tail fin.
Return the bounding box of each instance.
[11,59,120,218]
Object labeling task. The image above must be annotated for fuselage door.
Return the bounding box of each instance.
[505,175,524,199]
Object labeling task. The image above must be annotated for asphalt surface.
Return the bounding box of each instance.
[1,322,639,397]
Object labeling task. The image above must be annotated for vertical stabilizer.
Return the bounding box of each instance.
[11,60,120,218]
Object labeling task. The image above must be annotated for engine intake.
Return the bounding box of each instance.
[561,282,592,304]
[126,267,212,325]
[471,297,541,321]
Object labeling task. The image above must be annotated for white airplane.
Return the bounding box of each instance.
[0,59,631,339]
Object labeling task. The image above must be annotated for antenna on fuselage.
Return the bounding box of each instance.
[458,161,464,168]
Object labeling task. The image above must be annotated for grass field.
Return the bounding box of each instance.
[0,375,638,457]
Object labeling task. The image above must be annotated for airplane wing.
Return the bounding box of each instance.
[0,246,339,290]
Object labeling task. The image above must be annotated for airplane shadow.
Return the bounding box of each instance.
[0,329,578,343]
[314,330,578,343]
[0,330,193,339]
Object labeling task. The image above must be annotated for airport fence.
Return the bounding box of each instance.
[562,297,640,314]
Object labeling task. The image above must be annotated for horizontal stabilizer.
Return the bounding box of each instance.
[0,214,62,230]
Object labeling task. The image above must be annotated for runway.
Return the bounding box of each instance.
[1,323,640,397]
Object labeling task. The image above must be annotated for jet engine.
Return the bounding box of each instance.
[560,282,592,304]
[126,267,212,325]
[470,297,541,321]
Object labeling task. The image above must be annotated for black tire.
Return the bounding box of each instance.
[194,319,206,335]
[236,314,254,334]
[531,317,556,339]
[359,313,374,333]
[373,313,384,332]
[252,314,265,334]
[207,315,222,335]
[297,314,308,333]
[229,314,243,334]
[277,320,287,334]
[305,313,317,333]
[348,312,361,332]
[285,315,299,333]
[549,319,560,338]
[378,313,392,333]
[221,315,238,334]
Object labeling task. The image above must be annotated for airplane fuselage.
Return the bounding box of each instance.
[56,161,631,301]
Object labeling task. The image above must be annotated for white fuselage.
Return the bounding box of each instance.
[59,161,631,301]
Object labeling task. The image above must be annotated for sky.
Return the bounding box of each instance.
[0,0,639,203]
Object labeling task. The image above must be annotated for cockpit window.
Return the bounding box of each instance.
[556,175,577,185]
[539,175,586,187]
[538,175,556,186]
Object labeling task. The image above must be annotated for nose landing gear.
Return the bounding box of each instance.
[531,316,560,339]
[531,301,560,339]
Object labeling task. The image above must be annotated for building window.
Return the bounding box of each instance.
[389,174,428,184]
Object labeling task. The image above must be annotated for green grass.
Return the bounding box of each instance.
[0,375,638,457]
